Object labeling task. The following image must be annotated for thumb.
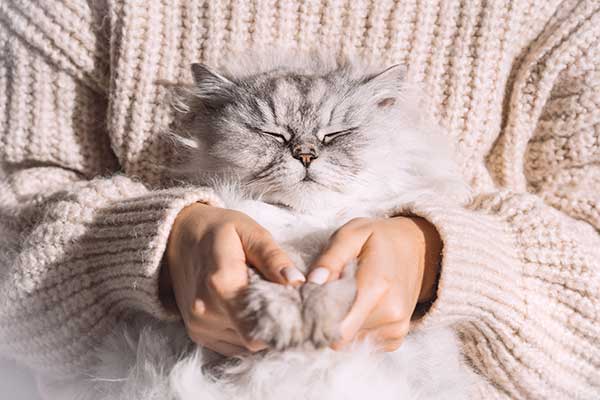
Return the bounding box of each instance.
[308,222,370,284]
[236,222,304,286]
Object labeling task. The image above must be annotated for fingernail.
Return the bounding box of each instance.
[281,266,306,284]
[308,267,330,285]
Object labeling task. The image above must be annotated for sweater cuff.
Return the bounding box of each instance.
[390,200,527,334]
[0,175,225,373]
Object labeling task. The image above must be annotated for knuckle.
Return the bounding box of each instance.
[244,340,267,353]
[387,309,406,323]
[261,245,283,261]
[185,324,207,343]
[189,335,206,347]
[331,226,353,241]
[389,320,410,339]
[207,273,227,294]
[254,225,272,239]
[211,223,236,241]
[247,228,275,251]
[339,330,355,346]
[330,217,371,242]
[400,319,411,334]
[185,323,204,336]
[224,208,248,222]
[347,217,370,229]
[259,247,287,270]
[330,340,347,351]
[389,326,408,341]
[328,227,354,249]
[384,340,403,352]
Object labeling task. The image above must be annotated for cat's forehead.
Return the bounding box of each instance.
[250,72,337,106]
[234,71,358,130]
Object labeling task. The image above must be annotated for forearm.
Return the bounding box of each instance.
[402,192,600,399]
[0,169,222,375]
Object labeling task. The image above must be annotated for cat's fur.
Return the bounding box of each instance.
[169,51,470,350]
[37,315,473,400]
[36,51,474,400]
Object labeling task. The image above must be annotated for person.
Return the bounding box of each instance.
[0,1,598,398]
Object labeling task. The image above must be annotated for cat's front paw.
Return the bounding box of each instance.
[301,278,357,348]
[236,275,304,350]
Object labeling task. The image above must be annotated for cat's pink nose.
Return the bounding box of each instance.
[292,145,318,168]
[298,153,315,167]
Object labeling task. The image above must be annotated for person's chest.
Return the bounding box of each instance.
[106,0,563,191]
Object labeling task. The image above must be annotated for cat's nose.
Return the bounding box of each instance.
[292,145,318,168]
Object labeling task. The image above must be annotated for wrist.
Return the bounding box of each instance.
[161,202,213,314]
[158,258,179,313]
[399,217,442,303]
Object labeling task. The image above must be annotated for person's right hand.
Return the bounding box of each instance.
[162,203,305,356]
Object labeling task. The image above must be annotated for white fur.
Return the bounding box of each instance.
[35,53,475,399]
[35,189,474,400]
[37,317,472,400]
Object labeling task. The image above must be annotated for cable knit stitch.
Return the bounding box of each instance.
[0,1,599,399]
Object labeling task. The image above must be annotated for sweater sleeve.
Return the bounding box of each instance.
[0,3,221,375]
[405,10,600,400]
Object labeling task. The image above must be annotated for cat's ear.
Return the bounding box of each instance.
[364,64,407,84]
[362,64,407,108]
[190,63,235,105]
[191,63,233,86]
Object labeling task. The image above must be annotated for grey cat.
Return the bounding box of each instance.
[169,51,469,351]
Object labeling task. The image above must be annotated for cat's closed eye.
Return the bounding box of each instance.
[246,123,289,143]
[260,130,288,143]
[322,128,357,144]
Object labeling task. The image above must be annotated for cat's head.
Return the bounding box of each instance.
[171,55,468,212]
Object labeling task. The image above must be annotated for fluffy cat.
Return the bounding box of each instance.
[36,51,474,400]
[169,51,470,350]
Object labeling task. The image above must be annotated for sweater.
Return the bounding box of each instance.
[0,0,599,398]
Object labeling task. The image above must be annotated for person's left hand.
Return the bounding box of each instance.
[306,216,442,352]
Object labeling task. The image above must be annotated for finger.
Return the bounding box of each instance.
[198,327,267,353]
[188,323,250,348]
[332,257,390,349]
[236,222,303,286]
[358,288,409,330]
[205,225,251,302]
[240,337,269,353]
[203,340,250,357]
[185,312,243,342]
[228,329,268,353]
[222,327,268,353]
[355,321,409,352]
[308,219,371,284]
[187,299,268,351]
[199,326,247,346]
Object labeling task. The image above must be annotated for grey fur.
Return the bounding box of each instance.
[173,58,389,350]
[169,52,469,357]
[171,57,407,204]
[236,267,357,351]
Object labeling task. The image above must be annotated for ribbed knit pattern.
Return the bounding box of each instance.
[0,1,599,398]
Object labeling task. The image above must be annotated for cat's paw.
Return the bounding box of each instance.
[301,277,357,348]
[236,275,304,350]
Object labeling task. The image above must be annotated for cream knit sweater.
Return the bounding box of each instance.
[0,0,599,398]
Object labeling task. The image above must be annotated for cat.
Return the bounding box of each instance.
[168,50,470,351]
[36,51,474,400]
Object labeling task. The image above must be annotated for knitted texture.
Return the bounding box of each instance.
[0,0,599,398]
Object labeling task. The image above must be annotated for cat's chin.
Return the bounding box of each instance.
[262,187,349,215]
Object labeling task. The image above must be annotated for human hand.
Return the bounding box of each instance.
[307,216,442,352]
[161,203,305,356]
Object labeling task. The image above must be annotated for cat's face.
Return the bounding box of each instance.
[178,62,416,210]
